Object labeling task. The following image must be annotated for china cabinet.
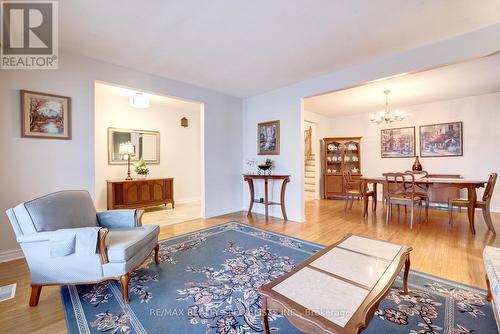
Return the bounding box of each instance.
[323,137,362,198]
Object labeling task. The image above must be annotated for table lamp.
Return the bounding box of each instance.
[118,141,135,180]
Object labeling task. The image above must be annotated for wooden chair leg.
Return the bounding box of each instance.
[486,275,492,301]
[410,202,414,229]
[448,201,454,227]
[120,273,131,303]
[386,200,390,224]
[349,196,355,210]
[344,195,349,213]
[418,201,422,225]
[483,206,496,234]
[29,284,42,306]
[154,244,160,264]
[397,204,401,222]
[425,197,429,223]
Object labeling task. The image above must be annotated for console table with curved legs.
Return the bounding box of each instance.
[243,174,290,221]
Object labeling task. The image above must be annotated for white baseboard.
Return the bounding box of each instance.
[0,249,24,263]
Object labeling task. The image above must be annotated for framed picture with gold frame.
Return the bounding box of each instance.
[258,120,280,155]
[21,90,71,139]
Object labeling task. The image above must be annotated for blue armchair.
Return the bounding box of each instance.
[5,190,160,306]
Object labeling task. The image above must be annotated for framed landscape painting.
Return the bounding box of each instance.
[21,90,71,139]
[258,120,280,155]
[420,122,463,157]
[381,127,415,158]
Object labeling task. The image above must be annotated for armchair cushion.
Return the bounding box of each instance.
[106,225,159,262]
[97,210,140,229]
[24,190,98,232]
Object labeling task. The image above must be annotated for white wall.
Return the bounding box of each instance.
[94,82,202,210]
[326,92,500,211]
[242,24,500,222]
[0,51,242,259]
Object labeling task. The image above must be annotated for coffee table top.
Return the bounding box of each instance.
[259,234,412,333]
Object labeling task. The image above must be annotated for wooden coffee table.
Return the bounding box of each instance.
[259,234,412,334]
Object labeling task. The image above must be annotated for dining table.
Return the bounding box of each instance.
[360,176,490,234]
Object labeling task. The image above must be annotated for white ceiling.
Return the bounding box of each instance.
[303,53,500,117]
[96,82,201,113]
[59,1,500,97]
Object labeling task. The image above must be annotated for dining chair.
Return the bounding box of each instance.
[385,172,423,229]
[448,173,497,234]
[343,171,375,213]
[405,170,430,223]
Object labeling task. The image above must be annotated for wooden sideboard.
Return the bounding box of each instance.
[107,178,174,210]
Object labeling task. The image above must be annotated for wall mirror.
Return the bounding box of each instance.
[108,127,160,164]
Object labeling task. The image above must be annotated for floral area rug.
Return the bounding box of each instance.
[61,222,497,333]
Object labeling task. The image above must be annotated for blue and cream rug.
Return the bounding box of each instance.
[61,222,497,333]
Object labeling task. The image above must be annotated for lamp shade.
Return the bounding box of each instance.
[118,141,135,156]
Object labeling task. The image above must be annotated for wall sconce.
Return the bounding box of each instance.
[130,93,150,108]
[181,117,188,127]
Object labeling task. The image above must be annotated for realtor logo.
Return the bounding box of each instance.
[1,1,58,69]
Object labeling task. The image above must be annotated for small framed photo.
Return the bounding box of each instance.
[381,126,416,158]
[258,120,280,155]
[21,90,71,139]
[420,122,463,157]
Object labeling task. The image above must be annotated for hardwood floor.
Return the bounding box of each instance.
[1,199,499,333]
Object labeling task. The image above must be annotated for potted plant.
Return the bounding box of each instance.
[134,158,149,178]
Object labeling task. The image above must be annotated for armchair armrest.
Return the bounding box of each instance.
[97,209,144,229]
[98,228,109,264]
[18,227,101,258]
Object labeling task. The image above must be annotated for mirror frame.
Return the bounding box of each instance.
[107,127,160,165]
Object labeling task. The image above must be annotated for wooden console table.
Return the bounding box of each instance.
[107,178,174,210]
[243,174,290,221]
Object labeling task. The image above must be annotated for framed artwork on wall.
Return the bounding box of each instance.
[381,126,416,158]
[21,90,71,139]
[419,121,463,157]
[258,120,280,155]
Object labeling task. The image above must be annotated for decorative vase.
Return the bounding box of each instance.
[412,156,422,171]
[137,174,147,179]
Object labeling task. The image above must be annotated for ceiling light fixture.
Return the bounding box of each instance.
[129,92,150,108]
[370,90,405,124]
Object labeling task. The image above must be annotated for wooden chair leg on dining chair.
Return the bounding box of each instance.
[418,201,422,224]
[482,206,496,234]
[344,195,350,213]
[425,197,429,223]
[409,202,414,229]
[386,200,390,224]
[448,200,454,227]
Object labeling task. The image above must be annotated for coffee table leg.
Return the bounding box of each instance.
[403,254,410,294]
[261,296,270,334]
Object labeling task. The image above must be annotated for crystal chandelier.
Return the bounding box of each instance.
[370,90,406,124]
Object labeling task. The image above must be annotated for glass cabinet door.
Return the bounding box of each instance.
[342,140,360,174]
[325,141,343,174]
